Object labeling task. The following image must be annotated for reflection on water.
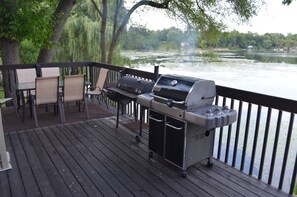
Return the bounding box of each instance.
[123,50,297,100]
[240,51,297,64]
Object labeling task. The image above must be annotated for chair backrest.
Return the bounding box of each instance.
[41,67,60,77]
[63,74,85,102]
[95,68,109,91]
[35,76,59,105]
[16,68,36,83]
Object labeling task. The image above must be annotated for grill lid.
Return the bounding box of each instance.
[152,74,216,109]
[117,76,154,95]
[152,75,195,101]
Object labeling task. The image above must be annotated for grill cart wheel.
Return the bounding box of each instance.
[135,135,141,143]
[149,151,153,158]
[182,170,187,178]
[207,158,214,168]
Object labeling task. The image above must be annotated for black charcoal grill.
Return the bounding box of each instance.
[106,75,154,129]
[137,74,237,177]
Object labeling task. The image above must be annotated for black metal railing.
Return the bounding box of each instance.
[214,85,297,195]
[0,62,296,195]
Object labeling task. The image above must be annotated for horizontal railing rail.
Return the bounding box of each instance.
[0,62,296,195]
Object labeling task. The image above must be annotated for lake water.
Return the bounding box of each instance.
[123,50,297,100]
[122,50,297,193]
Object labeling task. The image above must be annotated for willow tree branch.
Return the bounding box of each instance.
[107,0,172,63]
[90,0,102,17]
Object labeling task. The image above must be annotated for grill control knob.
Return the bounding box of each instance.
[222,106,230,113]
[166,99,174,107]
[205,110,213,117]
[214,108,223,115]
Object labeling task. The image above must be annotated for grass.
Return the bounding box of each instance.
[295,184,297,195]
[0,86,8,107]
[0,86,4,98]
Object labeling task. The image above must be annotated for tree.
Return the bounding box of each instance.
[90,0,264,64]
[37,0,76,63]
[0,0,75,98]
[0,0,56,98]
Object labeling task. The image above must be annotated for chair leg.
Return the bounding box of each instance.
[32,105,38,127]
[78,101,81,112]
[21,92,26,122]
[84,98,89,119]
[11,98,19,117]
[96,95,101,104]
[58,100,65,123]
[102,94,109,109]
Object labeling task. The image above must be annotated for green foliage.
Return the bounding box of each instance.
[168,0,263,38]
[200,50,220,62]
[206,31,297,51]
[20,39,39,64]
[0,0,57,46]
[0,86,4,99]
[54,0,125,62]
[122,26,297,53]
[282,0,295,5]
[122,26,198,51]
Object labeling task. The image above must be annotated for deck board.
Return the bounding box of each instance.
[0,116,290,197]
[28,128,77,197]
[64,123,155,197]
[76,120,180,196]
[17,130,57,197]
[5,132,27,197]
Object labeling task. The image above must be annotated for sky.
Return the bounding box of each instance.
[126,1,297,35]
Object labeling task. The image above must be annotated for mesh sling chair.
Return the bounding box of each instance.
[41,67,60,77]
[63,74,89,120]
[30,76,65,127]
[86,68,109,108]
[16,68,37,120]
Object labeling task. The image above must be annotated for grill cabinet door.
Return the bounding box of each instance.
[148,111,165,156]
[164,117,185,168]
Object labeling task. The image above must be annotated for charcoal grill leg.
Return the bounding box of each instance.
[134,101,137,121]
[135,106,144,143]
[116,102,120,128]
[139,106,143,137]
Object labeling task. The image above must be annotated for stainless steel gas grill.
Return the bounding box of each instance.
[106,76,154,129]
[137,74,237,177]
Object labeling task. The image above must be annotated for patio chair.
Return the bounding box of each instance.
[30,76,65,127]
[16,68,37,120]
[63,74,89,120]
[41,67,60,77]
[86,68,109,108]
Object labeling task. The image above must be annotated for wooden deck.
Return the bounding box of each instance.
[0,111,290,197]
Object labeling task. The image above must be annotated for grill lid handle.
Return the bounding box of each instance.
[151,94,185,107]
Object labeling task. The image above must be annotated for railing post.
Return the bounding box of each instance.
[89,63,94,85]
[154,66,159,81]
[290,153,297,195]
